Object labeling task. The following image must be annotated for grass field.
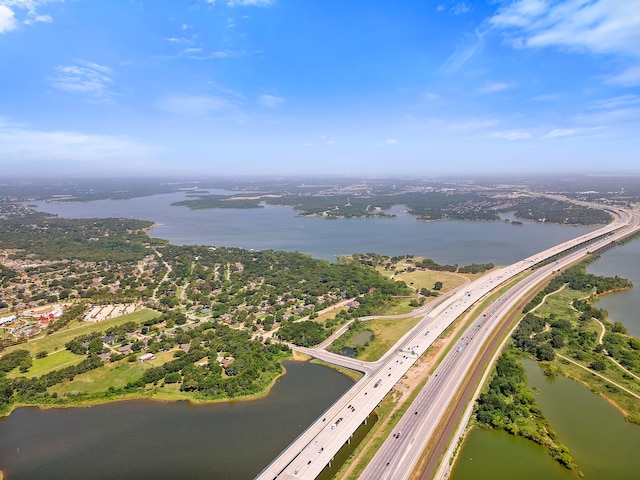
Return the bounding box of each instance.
[49,360,148,395]
[48,350,175,395]
[7,350,85,378]
[529,286,640,419]
[377,298,416,316]
[359,316,422,361]
[4,309,159,357]
[393,269,467,292]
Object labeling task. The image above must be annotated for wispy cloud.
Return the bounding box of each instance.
[477,82,514,93]
[176,48,247,60]
[491,0,640,58]
[530,93,563,102]
[448,118,499,131]
[156,94,242,116]
[543,128,574,139]
[589,94,640,110]
[605,65,640,87]
[490,130,531,140]
[451,3,469,15]
[0,0,60,33]
[226,0,275,6]
[49,62,114,98]
[440,29,485,74]
[373,138,399,146]
[304,135,337,147]
[436,2,470,16]
[0,117,160,172]
[257,94,283,108]
[573,94,640,125]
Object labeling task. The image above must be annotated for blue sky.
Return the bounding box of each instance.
[1,0,639,177]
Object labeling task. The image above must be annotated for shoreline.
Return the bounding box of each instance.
[0,354,313,418]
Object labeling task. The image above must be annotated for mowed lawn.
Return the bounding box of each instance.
[358,316,422,362]
[7,350,85,379]
[4,309,159,357]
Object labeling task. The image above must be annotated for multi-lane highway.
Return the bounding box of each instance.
[361,206,640,480]
[256,205,639,480]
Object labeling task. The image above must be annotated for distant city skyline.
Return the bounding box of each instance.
[1,0,639,176]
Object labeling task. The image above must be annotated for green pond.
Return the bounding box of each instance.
[452,359,640,479]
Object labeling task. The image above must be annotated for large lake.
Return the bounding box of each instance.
[30,192,598,265]
[587,239,640,337]
[0,362,353,480]
[17,193,633,479]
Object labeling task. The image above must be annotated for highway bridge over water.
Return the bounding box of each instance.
[256,205,640,480]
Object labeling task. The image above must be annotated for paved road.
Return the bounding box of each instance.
[361,206,640,480]
[256,206,638,480]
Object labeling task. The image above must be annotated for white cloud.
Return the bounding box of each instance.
[0,0,60,32]
[49,62,114,98]
[451,3,470,15]
[0,5,16,33]
[543,128,574,139]
[437,5,445,12]
[257,94,283,108]
[227,0,275,6]
[605,65,640,87]
[0,118,159,172]
[28,13,50,23]
[491,0,640,58]
[490,0,547,28]
[477,82,514,93]
[490,130,532,140]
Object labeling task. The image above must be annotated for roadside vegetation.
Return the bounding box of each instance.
[474,349,573,468]
[472,259,640,469]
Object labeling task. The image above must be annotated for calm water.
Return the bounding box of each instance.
[0,362,353,480]
[452,359,640,480]
[22,193,627,479]
[30,193,598,264]
[587,238,640,337]
[450,428,576,480]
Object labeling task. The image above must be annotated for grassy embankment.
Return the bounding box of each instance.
[340,269,469,361]
[335,272,533,479]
